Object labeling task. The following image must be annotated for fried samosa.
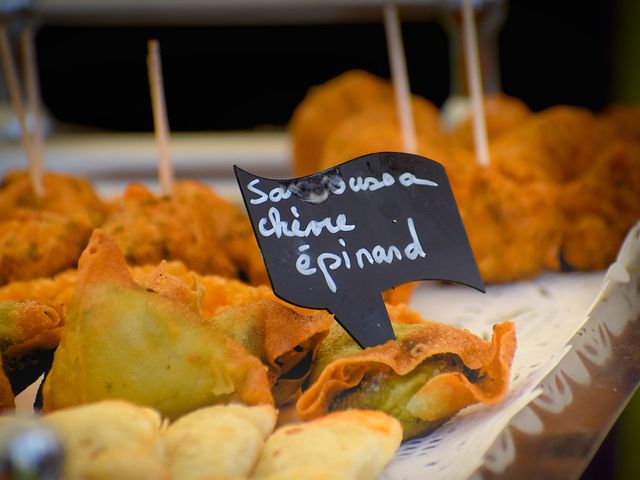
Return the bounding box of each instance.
[251,410,402,480]
[42,400,167,480]
[0,300,62,394]
[0,356,14,411]
[42,230,273,418]
[209,301,333,403]
[297,319,515,440]
[164,404,277,480]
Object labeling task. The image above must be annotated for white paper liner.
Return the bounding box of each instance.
[381,221,640,479]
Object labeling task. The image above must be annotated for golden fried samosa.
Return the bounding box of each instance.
[0,300,62,394]
[0,356,14,411]
[42,230,273,418]
[164,404,277,480]
[42,400,168,480]
[210,301,333,403]
[297,319,515,440]
[251,410,402,480]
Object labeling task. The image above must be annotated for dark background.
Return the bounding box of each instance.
[35,0,617,132]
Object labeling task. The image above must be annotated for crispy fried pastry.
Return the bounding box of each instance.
[0,211,93,286]
[457,167,563,282]
[164,404,277,480]
[0,356,14,412]
[318,94,447,171]
[103,181,268,285]
[41,400,167,480]
[0,170,106,227]
[251,410,402,480]
[0,300,62,394]
[559,141,640,269]
[297,318,515,439]
[0,171,106,286]
[210,300,334,403]
[42,230,273,418]
[449,93,532,150]
[291,70,394,177]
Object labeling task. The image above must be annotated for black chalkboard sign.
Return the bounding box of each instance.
[235,152,484,348]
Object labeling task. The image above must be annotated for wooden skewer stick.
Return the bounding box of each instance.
[461,0,490,166]
[20,26,45,179]
[146,39,174,196]
[0,25,43,196]
[383,4,418,154]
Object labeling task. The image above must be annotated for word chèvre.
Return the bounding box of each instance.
[246,171,437,293]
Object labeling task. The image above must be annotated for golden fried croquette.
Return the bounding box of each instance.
[0,211,93,286]
[318,94,448,171]
[0,170,106,227]
[449,93,532,150]
[490,105,617,183]
[457,167,563,282]
[103,181,268,285]
[0,171,107,286]
[601,104,640,143]
[291,70,393,177]
[559,141,640,270]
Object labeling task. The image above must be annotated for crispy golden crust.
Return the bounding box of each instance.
[0,356,15,412]
[0,210,93,286]
[43,230,274,418]
[291,70,393,177]
[297,320,515,431]
[318,94,447,171]
[450,93,532,150]
[103,181,268,285]
[457,167,563,282]
[0,300,62,361]
[559,142,640,269]
[252,410,402,480]
[0,170,106,227]
[210,300,334,403]
[0,171,106,286]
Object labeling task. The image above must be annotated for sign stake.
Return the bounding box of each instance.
[0,26,43,196]
[20,26,45,180]
[146,39,174,196]
[383,4,418,154]
[461,0,490,166]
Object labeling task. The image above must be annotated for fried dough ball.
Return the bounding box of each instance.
[291,70,394,177]
[449,93,532,150]
[601,104,640,143]
[0,170,106,227]
[103,181,268,284]
[0,211,94,286]
[318,94,448,170]
[490,106,617,183]
[0,171,107,286]
[457,167,563,282]
[559,142,640,270]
